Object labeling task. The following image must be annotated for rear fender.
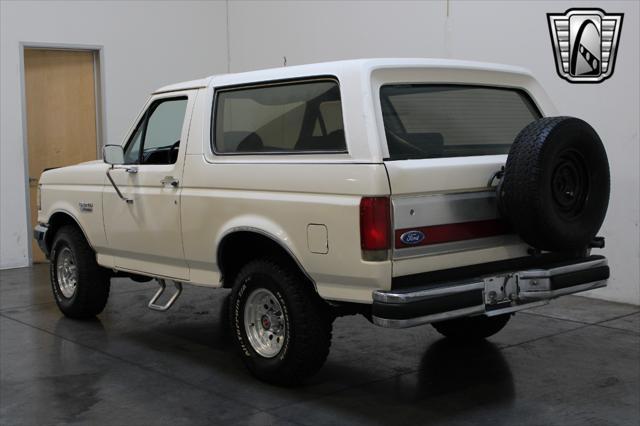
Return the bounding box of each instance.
[215,215,313,284]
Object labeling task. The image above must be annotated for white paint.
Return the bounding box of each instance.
[2,1,638,305]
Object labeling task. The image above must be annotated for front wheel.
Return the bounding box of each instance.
[229,259,332,385]
[50,225,110,318]
[431,314,511,340]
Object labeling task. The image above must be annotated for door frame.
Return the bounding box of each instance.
[19,42,107,264]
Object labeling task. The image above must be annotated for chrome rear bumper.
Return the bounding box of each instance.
[372,255,608,328]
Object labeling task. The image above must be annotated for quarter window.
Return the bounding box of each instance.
[124,122,143,164]
[213,80,347,154]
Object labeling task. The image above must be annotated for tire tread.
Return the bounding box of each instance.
[230,258,332,385]
[50,225,110,318]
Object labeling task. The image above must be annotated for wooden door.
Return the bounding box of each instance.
[24,49,98,262]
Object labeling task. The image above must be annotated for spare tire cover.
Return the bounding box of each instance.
[499,116,610,251]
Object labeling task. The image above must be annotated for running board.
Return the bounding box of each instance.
[148,279,183,311]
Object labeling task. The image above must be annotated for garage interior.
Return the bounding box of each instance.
[1,1,639,425]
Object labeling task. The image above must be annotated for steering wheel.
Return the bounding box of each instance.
[167,140,180,163]
[385,130,430,158]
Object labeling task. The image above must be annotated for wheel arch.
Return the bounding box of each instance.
[216,227,316,291]
[45,210,94,254]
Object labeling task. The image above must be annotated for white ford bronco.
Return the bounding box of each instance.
[34,59,610,385]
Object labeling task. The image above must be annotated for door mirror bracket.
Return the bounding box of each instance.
[106,168,133,204]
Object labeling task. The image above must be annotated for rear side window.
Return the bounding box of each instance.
[213,79,347,154]
[380,85,541,160]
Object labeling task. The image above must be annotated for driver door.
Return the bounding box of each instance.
[103,93,194,280]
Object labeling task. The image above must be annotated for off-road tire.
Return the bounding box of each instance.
[432,314,511,340]
[499,116,610,251]
[229,258,332,385]
[50,225,110,318]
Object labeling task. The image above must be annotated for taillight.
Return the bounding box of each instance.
[360,197,391,256]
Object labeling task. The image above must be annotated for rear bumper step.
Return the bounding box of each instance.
[372,255,609,328]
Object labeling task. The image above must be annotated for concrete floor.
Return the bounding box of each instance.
[0,265,638,426]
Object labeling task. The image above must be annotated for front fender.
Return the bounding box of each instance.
[40,189,107,252]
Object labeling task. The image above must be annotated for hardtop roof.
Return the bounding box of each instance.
[153,58,533,94]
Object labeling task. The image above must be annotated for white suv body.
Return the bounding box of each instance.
[34,59,609,384]
[37,59,559,300]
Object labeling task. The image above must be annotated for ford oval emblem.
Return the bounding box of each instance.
[400,230,425,245]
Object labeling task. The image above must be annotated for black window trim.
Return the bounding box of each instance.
[123,95,189,165]
[379,83,543,161]
[210,75,349,156]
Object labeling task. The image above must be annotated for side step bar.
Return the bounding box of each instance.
[148,279,183,311]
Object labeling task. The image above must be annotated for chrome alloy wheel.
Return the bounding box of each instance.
[56,247,78,298]
[243,288,286,358]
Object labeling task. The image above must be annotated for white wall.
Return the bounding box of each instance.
[0,0,228,268]
[2,1,638,305]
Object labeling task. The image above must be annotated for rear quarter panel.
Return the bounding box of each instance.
[180,157,391,303]
[180,86,391,302]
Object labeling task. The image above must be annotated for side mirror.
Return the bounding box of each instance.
[103,144,125,165]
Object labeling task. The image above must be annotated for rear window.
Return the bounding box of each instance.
[213,79,347,154]
[380,85,541,160]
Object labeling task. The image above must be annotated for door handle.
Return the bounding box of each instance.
[160,176,179,188]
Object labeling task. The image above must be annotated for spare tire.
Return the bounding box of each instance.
[499,116,610,252]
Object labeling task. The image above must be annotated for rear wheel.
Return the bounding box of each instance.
[432,314,511,340]
[50,225,110,318]
[229,258,332,385]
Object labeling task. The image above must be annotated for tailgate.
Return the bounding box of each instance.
[378,83,543,278]
[385,156,530,278]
